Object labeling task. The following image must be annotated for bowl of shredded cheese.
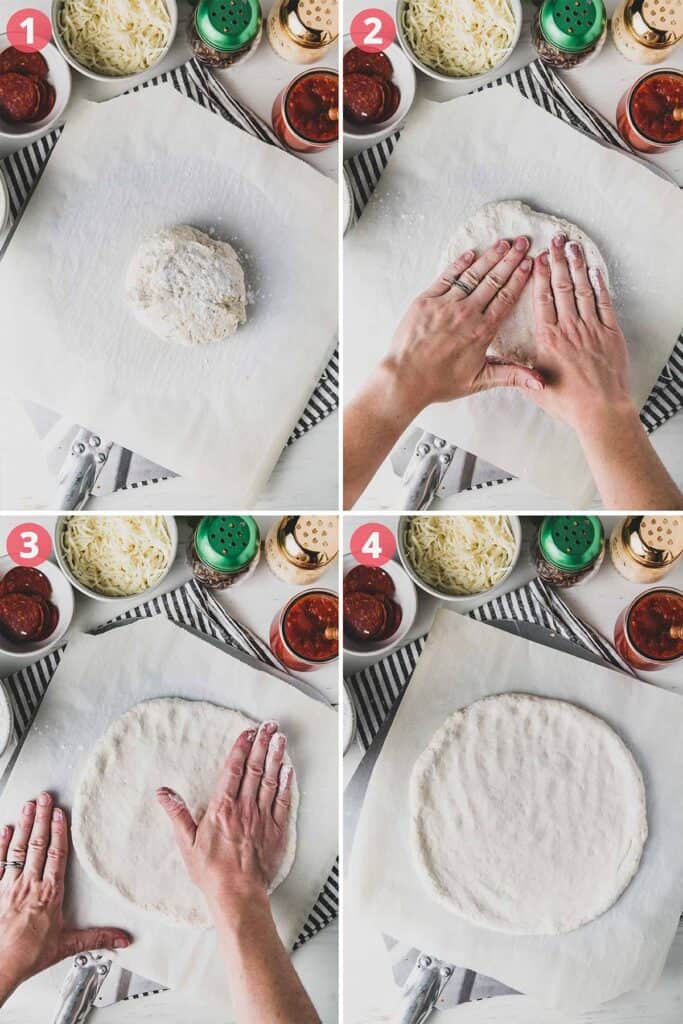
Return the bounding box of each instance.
[396,0,522,83]
[54,515,177,602]
[398,514,521,602]
[52,0,177,82]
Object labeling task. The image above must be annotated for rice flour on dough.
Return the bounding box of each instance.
[73,698,299,927]
[125,225,247,346]
[442,200,609,366]
[410,693,647,935]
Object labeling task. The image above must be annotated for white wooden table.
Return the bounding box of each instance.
[342,514,683,1023]
[0,514,339,1023]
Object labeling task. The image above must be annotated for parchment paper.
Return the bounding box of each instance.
[0,616,338,1009]
[344,87,683,506]
[0,87,337,503]
[349,610,683,1011]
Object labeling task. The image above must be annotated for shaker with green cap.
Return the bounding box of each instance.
[191,515,261,589]
[535,515,605,588]
[189,0,263,68]
[532,0,607,67]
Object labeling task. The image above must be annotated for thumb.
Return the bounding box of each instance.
[479,361,545,394]
[60,927,131,957]
[157,787,197,847]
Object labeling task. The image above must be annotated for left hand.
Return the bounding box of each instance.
[0,793,131,1004]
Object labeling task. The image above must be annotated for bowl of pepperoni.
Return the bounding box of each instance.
[0,38,71,139]
[0,558,74,657]
[343,37,416,145]
[343,553,417,658]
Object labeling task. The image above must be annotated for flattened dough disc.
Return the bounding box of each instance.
[73,698,299,927]
[442,200,609,366]
[410,693,647,935]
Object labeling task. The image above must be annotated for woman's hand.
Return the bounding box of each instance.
[527,235,637,435]
[157,721,294,912]
[380,237,543,416]
[0,793,130,1006]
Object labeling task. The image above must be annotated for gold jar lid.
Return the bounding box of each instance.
[277,0,338,48]
[626,0,683,46]
[275,516,338,570]
[621,515,683,568]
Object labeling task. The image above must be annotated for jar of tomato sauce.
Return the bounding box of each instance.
[272,68,339,153]
[614,587,683,671]
[616,69,683,152]
[269,588,338,672]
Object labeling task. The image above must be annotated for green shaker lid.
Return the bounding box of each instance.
[539,516,604,572]
[194,0,261,52]
[539,0,606,52]
[195,516,260,573]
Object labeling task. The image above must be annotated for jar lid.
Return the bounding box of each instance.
[276,516,338,569]
[195,516,260,573]
[625,515,683,567]
[195,0,261,52]
[539,516,604,572]
[539,0,606,51]
[638,0,683,39]
[279,0,338,46]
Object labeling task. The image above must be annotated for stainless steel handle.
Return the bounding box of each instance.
[390,955,453,1024]
[52,429,112,511]
[51,953,111,1024]
[400,435,456,511]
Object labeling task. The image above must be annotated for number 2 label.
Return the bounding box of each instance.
[349,9,396,52]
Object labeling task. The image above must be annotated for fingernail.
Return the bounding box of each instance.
[113,938,130,949]
[496,239,510,253]
[38,792,51,806]
[552,233,566,248]
[526,378,544,391]
[463,249,475,262]
[52,808,63,821]
[521,257,532,272]
[539,250,550,267]
[514,236,529,251]
[244,729,257,743]
[260,720,279,735]
[566,240,582,261]
[23,801,35,815]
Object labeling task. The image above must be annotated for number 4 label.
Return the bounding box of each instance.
[351,522,396,567]
[349,9,397,53]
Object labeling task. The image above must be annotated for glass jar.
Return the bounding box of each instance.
[612,0,683,64]
[616,69,683,153]
[271,68,339,153]
[267,0,338,64]
[532,0,607,68]
[610,515,682,583]
[614,587,683,671]
[535,516,605,588]
[269,588,338,672]
[265,516,338,585]
[188,0,262,68]
[191,515,261,589]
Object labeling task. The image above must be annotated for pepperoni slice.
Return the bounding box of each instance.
[343,47,393,81]
[343,72,386,124]
[0,72,41,123]
[0,566,52,600]
[380,81,401,122]
[343,591,387,640]
[0,593,45,641]
[33,599,59,642]
[25,80,56,124]
[345,565,395,597]
[0,47,49,79]
[376,597,403,641]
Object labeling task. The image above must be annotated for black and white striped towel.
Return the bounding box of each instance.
[1,576,337,950]
[345,574,625,752]
[344,57,683,483]
[0,59,339,493]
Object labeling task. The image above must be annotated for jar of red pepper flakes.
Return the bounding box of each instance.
[617,69,683,152]
[272,68,339,153]
[269,588,339,672]
[614,587,683,671]
[191,515,261,589]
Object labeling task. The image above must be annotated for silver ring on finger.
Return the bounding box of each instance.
[449,277,473,298]
[0,860,24,870]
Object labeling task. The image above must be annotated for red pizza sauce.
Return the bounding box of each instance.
[285,70,339,144]
[283,591,338,662]
[628,589,683,662]
[631,72,683,145]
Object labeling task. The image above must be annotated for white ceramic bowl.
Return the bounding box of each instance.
[54,515,178,603]
[51,0,178,83]
[342,552,418,659]
[0,168,8,236]
[0,556,74,657]
[397,514,522,604]
[395,0,522,85]
[343,35,416,146]
[0,681,14,756]
[0,36,71,139]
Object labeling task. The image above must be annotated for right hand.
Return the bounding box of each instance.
[526,235,637,434]
[157,722,294,909]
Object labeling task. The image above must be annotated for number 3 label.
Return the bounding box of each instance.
[349,9,396,52]
[351,522,396,567]
[6,9,52,52]
[6,522,52,567]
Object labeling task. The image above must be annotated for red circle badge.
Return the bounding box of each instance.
[349,9,396,52]
[6,522,52,567]
[6,9,52,52]
[350,522,396,568]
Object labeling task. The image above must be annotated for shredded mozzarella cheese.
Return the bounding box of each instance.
[60,516,173,597]
[57,0,172,76]
[404,515,516,595]
[401,0,516,77]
